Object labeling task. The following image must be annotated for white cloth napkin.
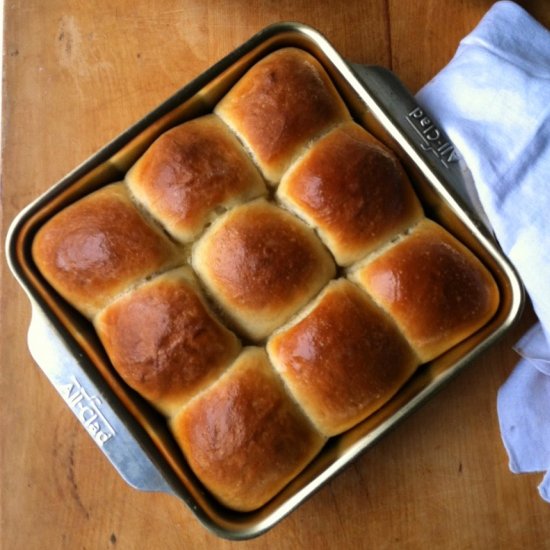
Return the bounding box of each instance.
[415,0,550,502]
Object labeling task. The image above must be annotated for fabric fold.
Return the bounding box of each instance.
[415,1,550,502]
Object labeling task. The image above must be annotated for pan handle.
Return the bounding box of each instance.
[27,303,176,495]
[347,63,492,233]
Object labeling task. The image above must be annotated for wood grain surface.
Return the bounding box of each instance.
[2,1,550,549]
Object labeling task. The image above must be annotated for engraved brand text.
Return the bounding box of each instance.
[406,107,459,168]
[60,376,115,446]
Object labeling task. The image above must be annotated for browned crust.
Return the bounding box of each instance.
[31,183,180,319]
[192,199,335,340]
[279,122,423,265]
[171,348,325,511]
[268,279,418,435]
[215,48,351,182]
[95,268,241,416]
[126,115,266,242]
[352,220,500,362]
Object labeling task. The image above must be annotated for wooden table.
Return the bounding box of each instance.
[3,1,550,548]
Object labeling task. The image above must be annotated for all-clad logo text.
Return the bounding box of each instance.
[406,107,459,168]
[60,376,115,447]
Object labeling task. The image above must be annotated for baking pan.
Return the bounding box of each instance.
[5,22,524,540]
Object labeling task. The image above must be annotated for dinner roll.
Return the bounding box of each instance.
[278,122,424,265]
[349,219,500,362]
[32,183,181,319]
[94,267,240,416]
[267,279,418,436]
[215,48,351,184]
[192,198,335,341]
[126,115,266,243]
[170,347,326,512]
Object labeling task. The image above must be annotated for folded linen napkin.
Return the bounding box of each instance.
[415,0,550,502]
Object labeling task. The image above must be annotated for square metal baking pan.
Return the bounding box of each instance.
[6,22,524,540]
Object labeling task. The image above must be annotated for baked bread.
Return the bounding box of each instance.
[31,46,501,512]
[32,183,181,319]
[94,267,241,416]
[170,347,326,512]
[349,219,500,362]
[278,121,424,266]
[126,115,266,243]
[192,198,336,341]
[267,279,418,436]
[215,48,351,184]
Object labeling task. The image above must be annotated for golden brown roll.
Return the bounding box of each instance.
[267,279,418,436]
[170,347,325,512]
[126,115,266,243]
[215,48,351,184]
[192,199,335,341]
[349,219,500,362]
[32,183,181,319]
[94,267,241,416]
[278,122,424,265]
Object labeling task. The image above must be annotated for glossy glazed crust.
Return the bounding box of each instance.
[350,220,500,362]
[31,183,180,319]
[126,115,266,243]
[170,348,326,511]
[94,267,241,416]
[278,122,424,265]
[267,279,418,436]
[215,48,351,183]
[192,199,336,341]
[30,46,502,514]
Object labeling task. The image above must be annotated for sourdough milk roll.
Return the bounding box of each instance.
[349,219,500,362]
[268,279,419,436]
[215,48,351,184]
[170,347,326,511]
[94,267,241,416]
[32,183,182,319]
[278,121,424,265]
[126,115,266,243]
[192,198,335,341]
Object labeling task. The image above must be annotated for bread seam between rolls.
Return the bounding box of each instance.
[345,217,425,277]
